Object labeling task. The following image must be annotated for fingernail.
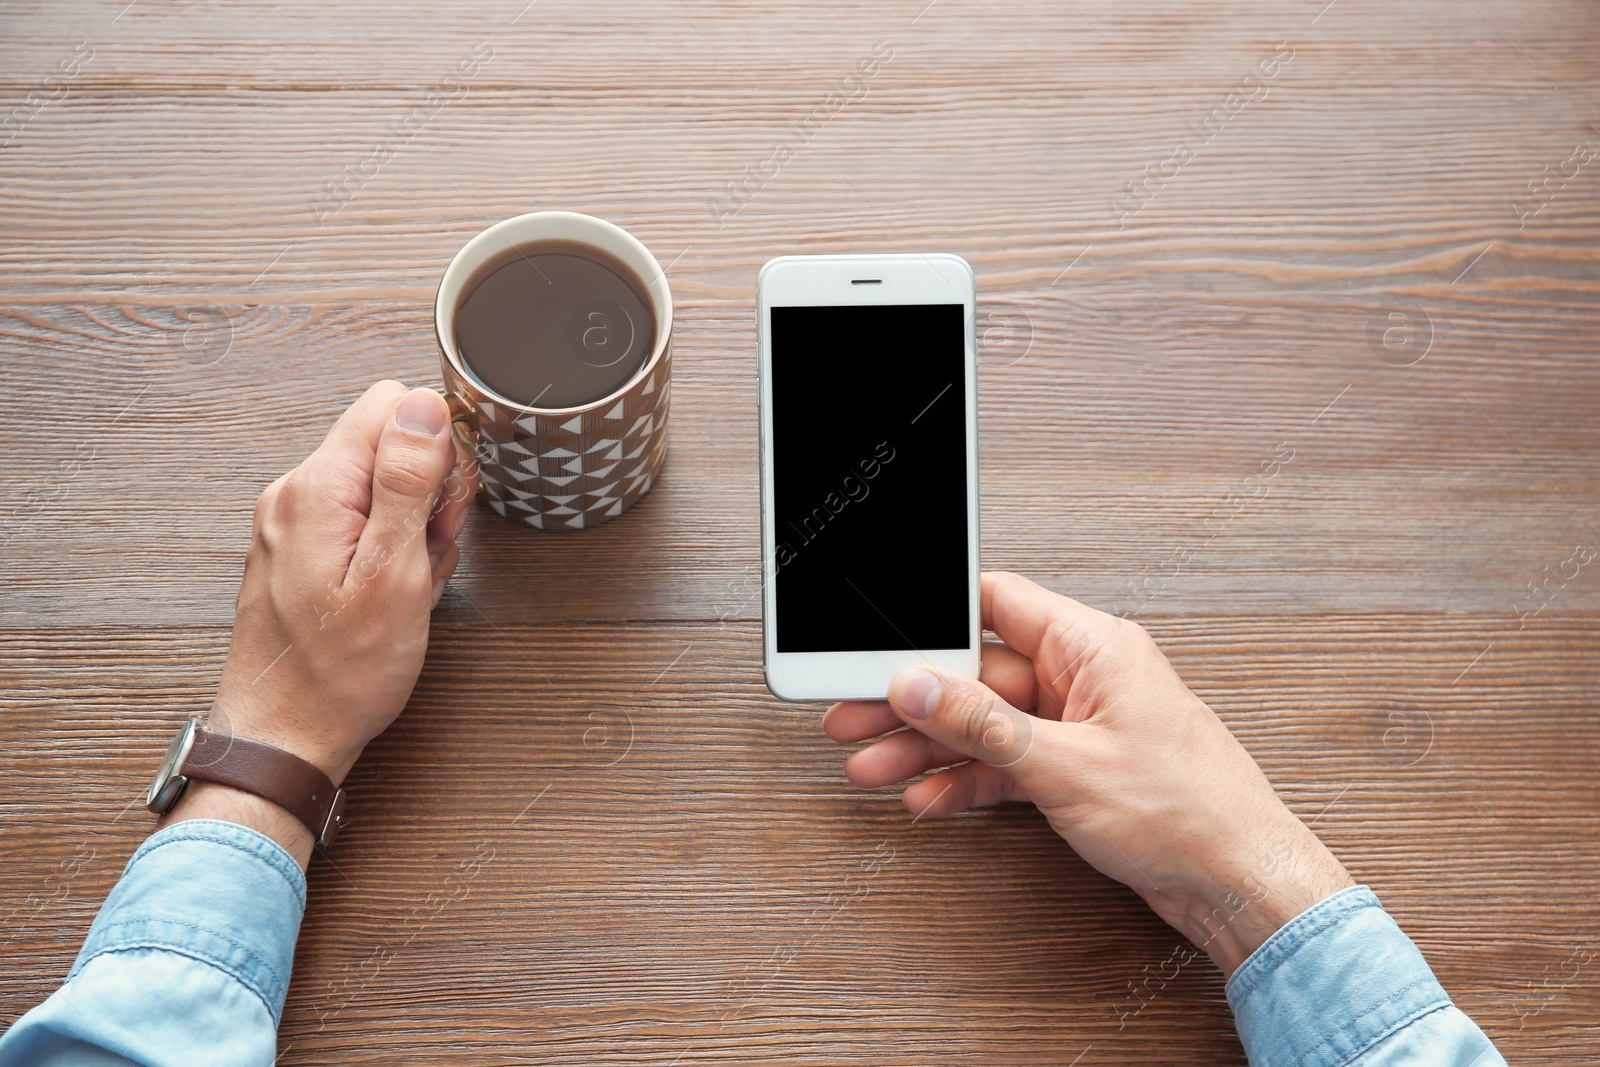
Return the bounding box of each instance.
[448,505,467,543]
[898,669,942,720]
[428,551,442,571]
[396,388,446,437]
[431,578,446,606]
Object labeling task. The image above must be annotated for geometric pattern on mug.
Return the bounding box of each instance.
[471,362,671,530]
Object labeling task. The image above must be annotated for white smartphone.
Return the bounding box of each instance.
[757,253,981,702]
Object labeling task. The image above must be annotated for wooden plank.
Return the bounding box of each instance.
[0,0,1591,94]
[0,6,1595,299]
[1,86,1596,296]
[2,285,1597,625]
[1,617,1596,1062]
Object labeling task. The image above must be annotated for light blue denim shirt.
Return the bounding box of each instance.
[0,821,1505,1066]
[1227,885,1505,1066]
[0,821,303,1067]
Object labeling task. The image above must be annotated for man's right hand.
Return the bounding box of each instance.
[823,571,1355,978]
[166,381,478,866]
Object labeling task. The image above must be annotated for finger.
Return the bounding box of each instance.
[903,761,1027,820]
[427,539,461,585]
[427,522,463,610]
[979,640,1039,712]
[844,727,970,789]
[888,667,1055,775]
[351,388,455,591]
[302,380,411,513]
[982,570,1127,696]
[426,442,479,544]
[823,700,900,744]
[823,643,1038,746]
[316,379,411,455]
[981,571,1103,660]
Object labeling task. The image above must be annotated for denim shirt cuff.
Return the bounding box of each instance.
[1225,885,1453,1067]
[69,819,307,1024]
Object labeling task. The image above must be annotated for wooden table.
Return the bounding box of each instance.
[3,1,1597,1062]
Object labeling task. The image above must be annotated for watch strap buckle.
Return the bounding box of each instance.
[316,789,347,851]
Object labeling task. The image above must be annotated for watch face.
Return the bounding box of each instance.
[146,720,198,814]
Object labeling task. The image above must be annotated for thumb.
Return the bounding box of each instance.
[888,667,1045,774]
[352,388,454,585]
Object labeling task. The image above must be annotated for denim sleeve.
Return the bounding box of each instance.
[1227,885,1506,1067]
[0,819,306,1067]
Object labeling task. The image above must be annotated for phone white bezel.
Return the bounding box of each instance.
[757,252,981,702]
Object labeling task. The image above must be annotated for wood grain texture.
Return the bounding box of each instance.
[1,617,1598,1064]
[2,288,1598,625]
[2,0,1598,1062]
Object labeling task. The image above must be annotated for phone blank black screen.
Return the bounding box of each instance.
[770,303,970,653]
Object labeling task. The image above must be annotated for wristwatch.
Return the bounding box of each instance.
[146,719,347,851]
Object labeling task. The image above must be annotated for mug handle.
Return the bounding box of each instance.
[445,391,477,426]
[444,391,487,504]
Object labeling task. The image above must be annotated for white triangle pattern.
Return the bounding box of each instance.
[469,351,671,529]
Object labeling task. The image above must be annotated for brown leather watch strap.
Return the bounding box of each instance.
[182,726,345,849]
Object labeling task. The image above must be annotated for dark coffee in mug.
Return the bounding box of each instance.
[453,239,655,409]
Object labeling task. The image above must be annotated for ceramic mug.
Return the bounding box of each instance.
[434,211,672,529]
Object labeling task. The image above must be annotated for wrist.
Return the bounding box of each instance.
[207,700,363,785]
[161,780,314,870]
[1174,819,1356,978]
